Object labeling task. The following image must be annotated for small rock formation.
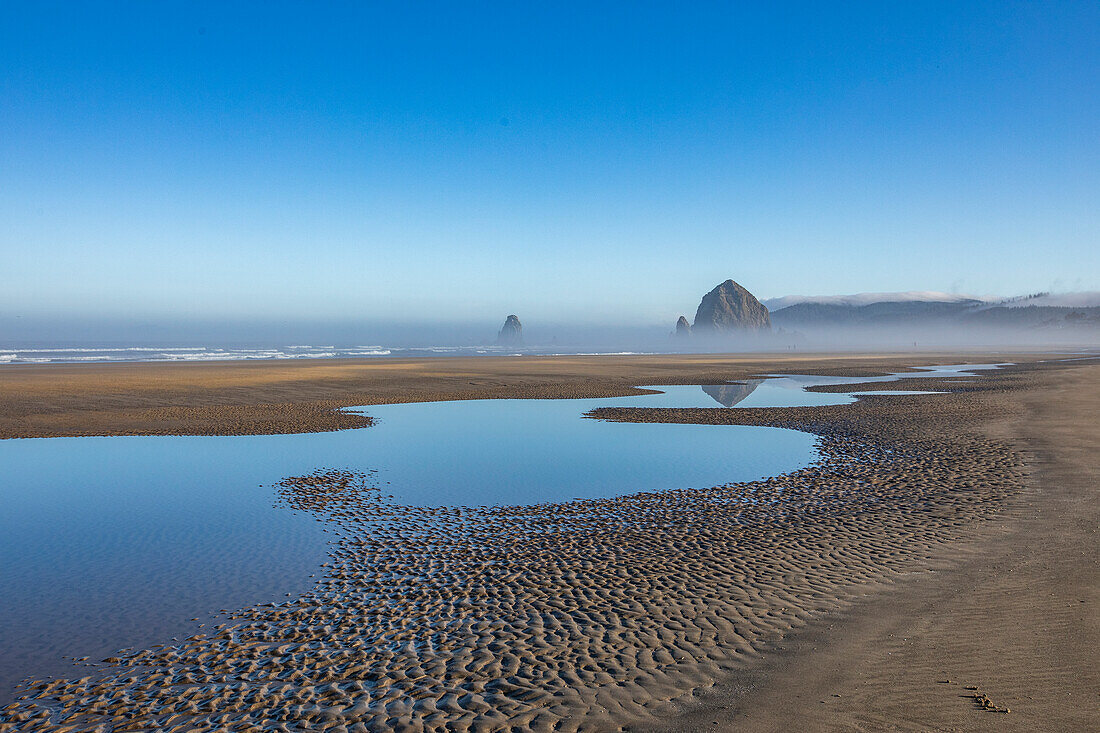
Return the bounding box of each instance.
[497,315,523,346]
[692,279,771,333]
[675,316,691,337]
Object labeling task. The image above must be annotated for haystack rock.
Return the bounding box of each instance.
[675,315,691,337]
[693,279,771,333]
[497,315,523,345]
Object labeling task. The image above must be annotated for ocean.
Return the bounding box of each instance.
[0,344,657,364]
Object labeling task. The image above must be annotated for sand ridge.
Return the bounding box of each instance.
[0,365,1032,731]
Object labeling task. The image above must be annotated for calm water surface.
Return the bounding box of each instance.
[0,364,1004,699]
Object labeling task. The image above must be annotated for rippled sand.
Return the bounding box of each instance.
[0,367,1028,731]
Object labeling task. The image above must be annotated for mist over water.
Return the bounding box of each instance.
[2,310,1097,364]
[2,329,1096,365]
[764,323,1100,351]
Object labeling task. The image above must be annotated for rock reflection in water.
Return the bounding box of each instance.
[701,381,760,407]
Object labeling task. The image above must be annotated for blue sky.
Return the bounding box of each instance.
[2,1,1098,333]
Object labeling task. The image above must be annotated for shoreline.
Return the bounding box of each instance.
[0,351,1060,440]
[3,356,1090,730]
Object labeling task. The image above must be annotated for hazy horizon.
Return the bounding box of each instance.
[3,285,1100,351]
[3,305,1098,358]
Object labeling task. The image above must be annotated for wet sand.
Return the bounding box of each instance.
[646,361,1100,732]
[0,351,1032,439]
[0,354,1096,731]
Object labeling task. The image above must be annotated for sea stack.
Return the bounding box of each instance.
[497,315,523,345]
[692,279,771,333]
[675,316,691,337]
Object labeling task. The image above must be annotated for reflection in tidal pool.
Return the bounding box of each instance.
[1,387,817,699]
[0,363,1005,700]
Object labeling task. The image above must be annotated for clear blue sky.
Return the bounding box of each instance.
[2,1,1098,333]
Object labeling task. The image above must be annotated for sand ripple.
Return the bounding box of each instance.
[0,385,1024,732]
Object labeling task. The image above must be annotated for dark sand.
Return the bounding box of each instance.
[0,354,1096,731]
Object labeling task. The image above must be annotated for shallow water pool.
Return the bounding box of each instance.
[0,386,819,699]
[0,362,1005,700]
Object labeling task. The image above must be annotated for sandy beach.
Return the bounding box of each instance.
[10,1,1097,729]
[0,354,1096,731]
[0,351,1046,439]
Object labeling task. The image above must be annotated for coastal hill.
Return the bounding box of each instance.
[765,291,1100,333]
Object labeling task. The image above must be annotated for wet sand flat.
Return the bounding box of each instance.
[0,351,1038,439]
[0,354,1096,731]
[641,362,1100,732]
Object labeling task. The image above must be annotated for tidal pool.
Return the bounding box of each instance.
[0,363,1004,700]
[0,387,816,699]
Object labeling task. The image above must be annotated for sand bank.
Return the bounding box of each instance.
[4,357,1092,730]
